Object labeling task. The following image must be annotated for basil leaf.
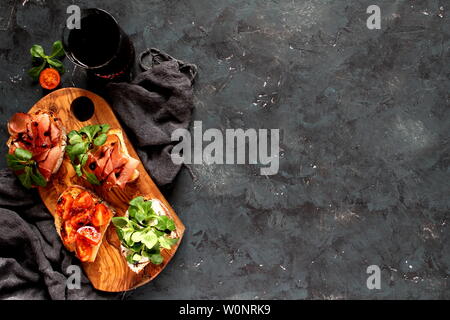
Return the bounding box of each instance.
[30,45,45,58]
[132,242,144,252]
[74,164,82,176]
[56,64,65,74]
[153,229,165,237]
[166,219,176,231]
[84,171,100,185]
[116,228,124,242]
[14,148,33,161]
[6,155,26,171]
[90,125,102,137]
[18,172,32,189]
[124,231,134,247]
[68,130,80,140]
[142,249,154,259]
[28,61,47,81]
[141,231,158,249]
[149,253,163,265]
[130,219,144,230]
[129,196,145,207]
[93,133,107,146]
[66,142,87,162]
[112,217,130,228]
[155,215,171,231]
[148,216,158,227]
[46,58,65,74]
[131,231,145,243]
[141,201,153,215]
[78,126,93,140]
[50,41,65,59]
[101,124,110,133]
[31,169,47,187]
[132,253,142,262]
[126,253,135,264]
[47,58,63,68]
[80,125,101,141]
[127,206,138,220]
[69,133,83,145]
[69,142,87,156]
[65,145,76,162]
[78,153,88,167]
[135,209,148,223]
[158,236,173,249]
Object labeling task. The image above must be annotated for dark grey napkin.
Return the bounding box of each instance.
[0,49,197,299]
[105,48,198,186]
[0,170,117,300]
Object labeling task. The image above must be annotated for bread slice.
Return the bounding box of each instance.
[55,185,115,262]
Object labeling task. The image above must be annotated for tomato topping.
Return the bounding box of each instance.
[77,226,101,245]
[57,194,74,220]
[70,209,93,229]
[75,238,93,262]
[92,203,111,227]
[61,221,77,245]
[73,191,94,209]
[39,68,61,90]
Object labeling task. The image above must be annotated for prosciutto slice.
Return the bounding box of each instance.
[8,113,31,135]
[116,157,139,188]
[84,133,139,189]
[7,110,66,182]
[39,145,64,180]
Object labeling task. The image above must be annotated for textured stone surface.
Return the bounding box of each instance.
[0,0,449,299]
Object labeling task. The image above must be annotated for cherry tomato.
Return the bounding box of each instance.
[73,191,94,209]
[92,203,111,227]
[61,221,77,245]
[75,238,93,262]
[57,194,74,220]
[77,226,101,245]
[39,68,60,90]
[70,209,92,229]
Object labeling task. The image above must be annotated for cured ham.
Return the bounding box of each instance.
[83,129,139,189]
[7,110,66,184]
[116,157,139,188]
[38,145,65,180]
[8,113,30,135]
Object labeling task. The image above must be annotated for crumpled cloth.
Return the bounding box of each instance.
[0,170,116,300]
[106,48,197,186]
[0,49,197,299]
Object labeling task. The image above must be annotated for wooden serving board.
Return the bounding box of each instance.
[29,88,185,292]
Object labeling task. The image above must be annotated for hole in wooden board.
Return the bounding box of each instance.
[71,96,95,122]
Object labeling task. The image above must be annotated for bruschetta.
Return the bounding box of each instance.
[55,186,114,262]
[6,110,66,187]
[66,125,139,189]
[112,197,178,273]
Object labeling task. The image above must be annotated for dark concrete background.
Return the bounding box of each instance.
[0,0,449,299]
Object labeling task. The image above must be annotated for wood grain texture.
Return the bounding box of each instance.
[29,88,185,292]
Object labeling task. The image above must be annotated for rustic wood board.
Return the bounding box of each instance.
[29,88,185,292]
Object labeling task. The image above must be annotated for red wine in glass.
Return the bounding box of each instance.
[62,8,134,81]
